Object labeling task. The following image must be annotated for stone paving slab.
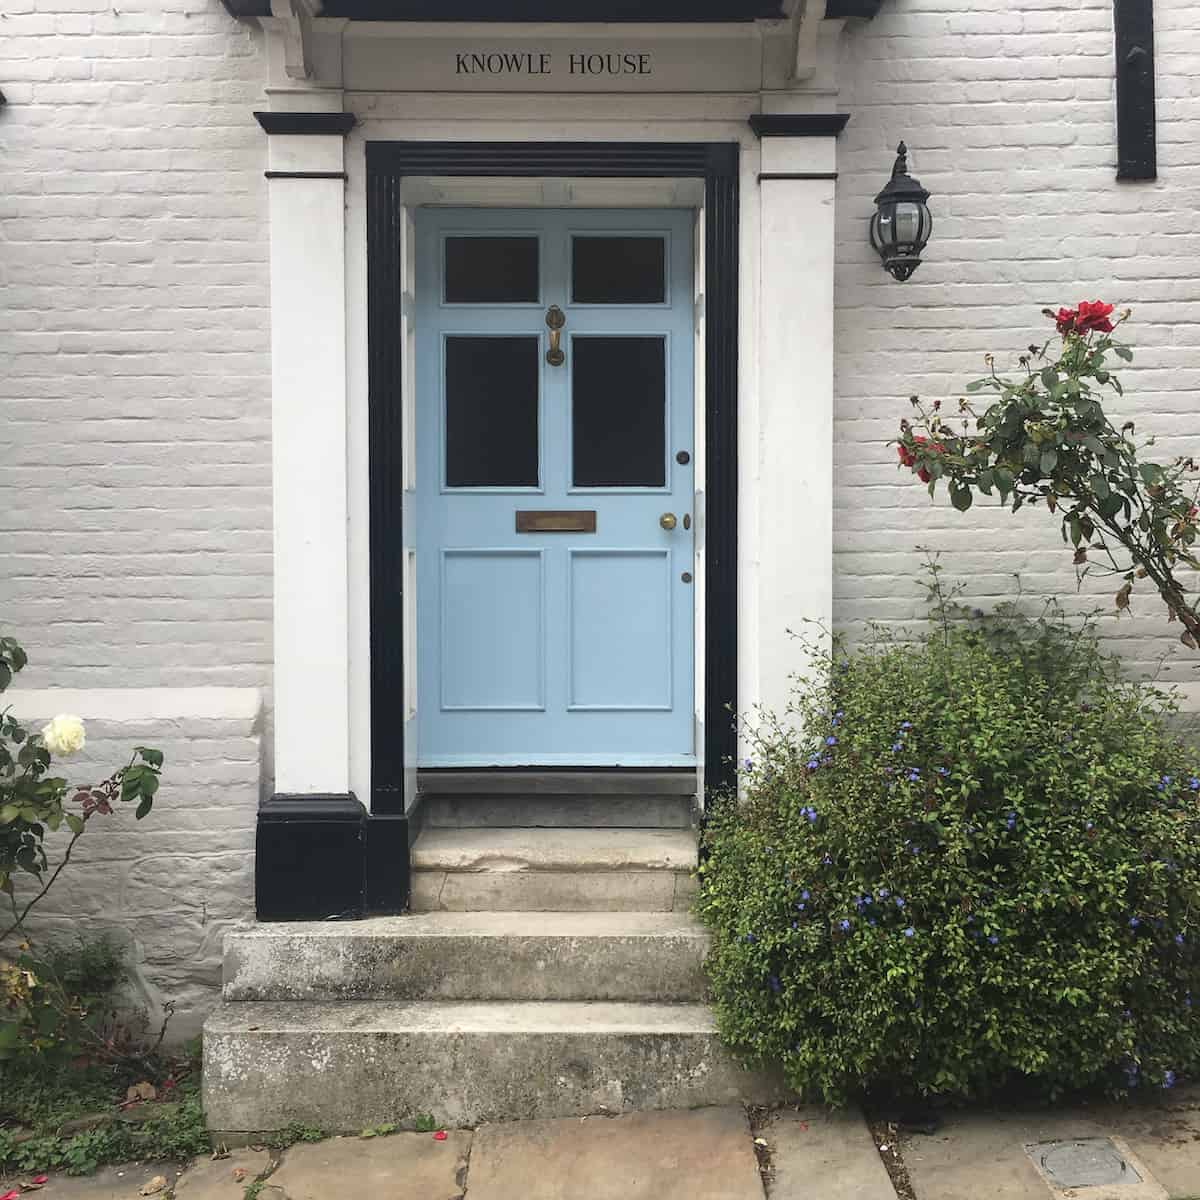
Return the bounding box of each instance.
[173,1149,273,1198]
[267,1130,472,1200]
[0,1164,181,1199]
[903,1094,1200,1200]
[465,1106,764,1200]
[763,1107,897,1200]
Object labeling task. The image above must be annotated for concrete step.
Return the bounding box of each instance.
[409,828,699,912]
[222,912,710,1003]
[202,1000,788,1132]
[422,793,697,829]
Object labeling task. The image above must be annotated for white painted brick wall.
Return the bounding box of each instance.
[0,0,272,690]
[834,0,1200,684]
[4,690,262,1040]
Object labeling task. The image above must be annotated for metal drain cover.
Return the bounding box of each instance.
[1026,1139,1142,1189]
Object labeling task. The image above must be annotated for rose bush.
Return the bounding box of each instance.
[0,634,163,1059]
[895,304,1200,645]
[697,579,1200,1104]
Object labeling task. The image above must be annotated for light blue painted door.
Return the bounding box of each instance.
[415,208,696,767]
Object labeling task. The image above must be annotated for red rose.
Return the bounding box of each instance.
[1054,301,1115,337]
[917,466,931,483]
[1054,307,1077,335]
[898,444,916,467]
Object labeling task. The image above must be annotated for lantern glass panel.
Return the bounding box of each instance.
[893,201,923,247]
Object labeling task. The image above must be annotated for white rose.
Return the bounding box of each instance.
[41,714,86,757]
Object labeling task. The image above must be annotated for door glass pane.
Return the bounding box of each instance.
[572,336,666,488]
[445,336,539,488]
[572,236,666,304]
[445,237,539,304]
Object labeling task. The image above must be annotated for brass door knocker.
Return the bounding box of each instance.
[545,305,566,366]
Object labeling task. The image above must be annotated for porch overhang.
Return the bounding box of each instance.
[221,0,883,21]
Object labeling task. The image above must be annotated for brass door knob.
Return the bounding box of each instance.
[660,512,677,530]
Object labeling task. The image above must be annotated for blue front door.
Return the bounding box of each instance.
[415,208,696,767]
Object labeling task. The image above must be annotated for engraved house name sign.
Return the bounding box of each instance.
[344,32,764,92]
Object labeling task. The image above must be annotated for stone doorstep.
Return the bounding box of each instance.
[422,792,697,829]
[201,999,789,1132]
[410,867,698,912]
[221,911,710,1003]
[410,827,700,872]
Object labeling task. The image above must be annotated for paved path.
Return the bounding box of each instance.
[0,1106,893,1200]
[6,1091,1198,1199]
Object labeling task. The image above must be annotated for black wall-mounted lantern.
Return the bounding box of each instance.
[869,142,932,281]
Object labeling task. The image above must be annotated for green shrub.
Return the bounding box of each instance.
[698,584,1200,1104]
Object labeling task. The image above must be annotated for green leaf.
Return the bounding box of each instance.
[135,797,153,820]
[0,664,10,693]
[65,813,85,835]
[1090,474,1110,500]
[1099,494,1124,520]
[966,380,984,393]
[137,747,164,769]
[977,469,995,495]
[1041,449,1058,475]
[994,468,1015,498]
[1114,345,1133,361]
[1138,463,1164,485]
[950,486,974,512]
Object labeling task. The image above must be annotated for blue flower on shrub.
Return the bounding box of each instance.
[1085,820,1094,832]
[1006,812,1017,830]
[800,889,810,901]
[743,933,756,943]
[767,974,781,993]
[937,766,949,777]
[892,742,903,753]
[1175,934,1185,946]
[988,934,1000,945]
[900,721,912,731]
[903,927,915,938]
[1123,1062,1140,1088]
[1129,917,1141,929]
[895,897,906,909]
[877,887,890,900]
[839,919,851,932]
[1163,1070,1177,1089]
[807,758,820,770]
[906,767,921,782]
[1186,993,1193,1009]
[801,806,818,823]
[1190,777,1200,791]
[826,735,837,747]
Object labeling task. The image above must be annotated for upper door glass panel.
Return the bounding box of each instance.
[444,236,539,304]
[571,236,666,305]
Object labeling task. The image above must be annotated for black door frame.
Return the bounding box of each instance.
[366,141,740,816]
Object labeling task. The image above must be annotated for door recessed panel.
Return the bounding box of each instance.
[441,550,544,710]
[572,236,666,304]
[445,236,539,304]
[572,336,666,488]
[445,335,539,488]
[569,550,671,710]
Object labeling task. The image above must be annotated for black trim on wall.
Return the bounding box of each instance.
[256,795,414,921]
[749,114,850,139]
[325,0,781,18]
[1114,0,1157,181]
[254,112,358,136]
[220,0,271,15]
[366,140,741,824]
[824,0,885,17]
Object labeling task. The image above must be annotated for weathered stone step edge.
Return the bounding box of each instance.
[423,793,697,830]
[411,868,698,912]
[411,828,699,872]
[222,913,710,1003]
[203,1000,788,1131]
